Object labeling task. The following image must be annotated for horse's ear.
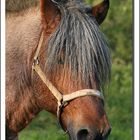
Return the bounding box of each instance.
[92,0,109,25]
[40,0,60,30]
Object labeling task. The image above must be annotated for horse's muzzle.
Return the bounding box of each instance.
[68,126,111,140]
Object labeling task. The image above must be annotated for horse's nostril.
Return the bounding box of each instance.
[77,129,89,140]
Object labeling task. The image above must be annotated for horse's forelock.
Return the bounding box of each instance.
[45,1,111,90]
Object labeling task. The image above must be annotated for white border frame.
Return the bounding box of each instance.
[134,0,139,139]
[1,0,139,140]
[1,0,5,140]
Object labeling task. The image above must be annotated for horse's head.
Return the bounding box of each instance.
[35,0,111,139]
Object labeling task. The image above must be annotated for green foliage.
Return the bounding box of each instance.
[106,63,132,140]
[19,0,132,139]
[101,0,132,64]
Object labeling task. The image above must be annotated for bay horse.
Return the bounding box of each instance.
[6,0,111,140]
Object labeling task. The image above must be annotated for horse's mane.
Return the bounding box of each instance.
[45,0,111,90]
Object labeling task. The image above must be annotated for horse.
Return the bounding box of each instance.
[6,0,111,140]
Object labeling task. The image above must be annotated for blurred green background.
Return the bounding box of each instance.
[19,0,133,139]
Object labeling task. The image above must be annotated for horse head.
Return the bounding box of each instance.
[33,0,111,139]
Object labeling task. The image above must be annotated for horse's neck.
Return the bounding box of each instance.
[6,9,42,132]
[6,8,59,132]
[6,83,41,132]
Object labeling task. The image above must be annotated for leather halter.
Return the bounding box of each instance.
[32,31,104,121]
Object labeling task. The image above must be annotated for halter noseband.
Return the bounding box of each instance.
[32,32,104,121]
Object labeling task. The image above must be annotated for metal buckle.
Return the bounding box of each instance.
[34,57,39,65]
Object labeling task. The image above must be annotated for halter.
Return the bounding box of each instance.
[32,31,104,122]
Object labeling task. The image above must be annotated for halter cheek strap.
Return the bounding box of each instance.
[32,64,104,117]
[32,31,104,121]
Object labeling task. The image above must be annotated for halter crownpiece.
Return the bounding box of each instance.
[32,31,104,120]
